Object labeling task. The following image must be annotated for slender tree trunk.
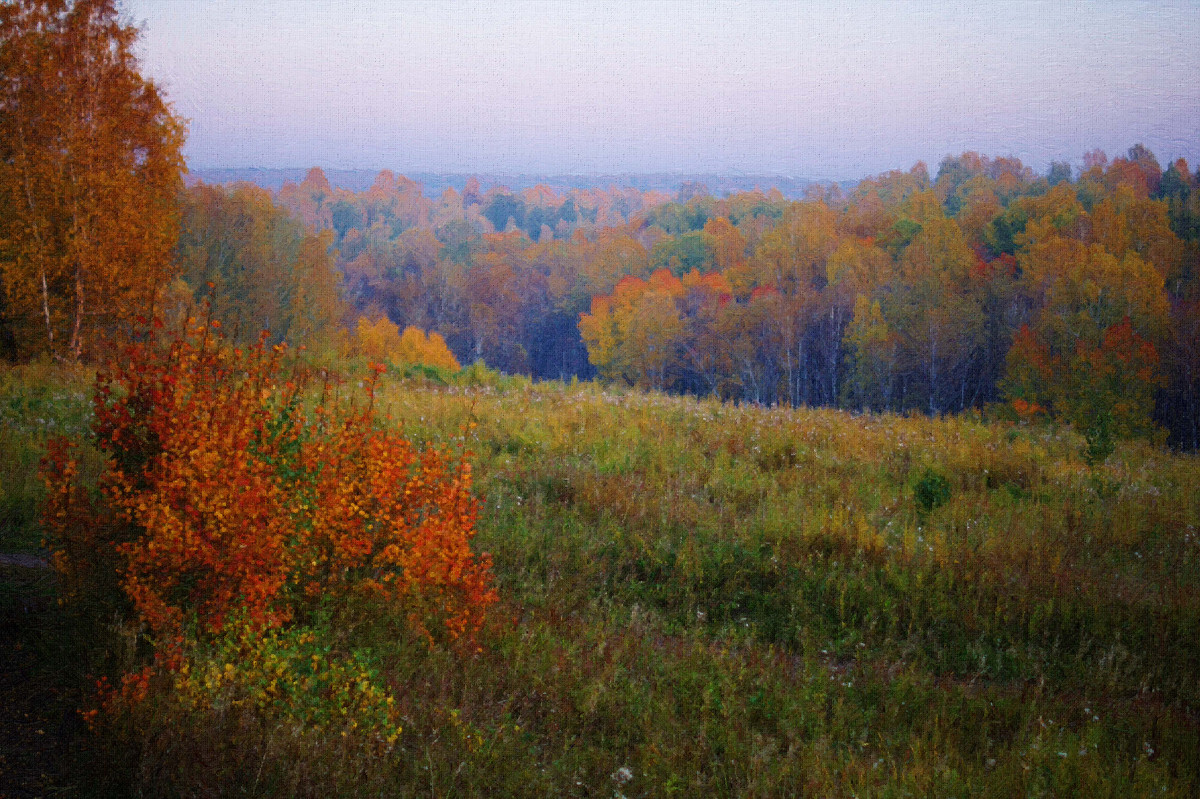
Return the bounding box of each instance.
[1189,364,1199,451]
[828,306,843,407]
[797,339,807,406]
[783,347,795,407]
[40,269,54,353]
[885,341,897,412]
[69,262,84,360]
[16,120,56,357]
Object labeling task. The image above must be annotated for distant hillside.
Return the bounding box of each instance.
[186,168,841,199]
[186,167,379,192]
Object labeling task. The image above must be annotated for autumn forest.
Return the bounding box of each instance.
[2,1,1199,796]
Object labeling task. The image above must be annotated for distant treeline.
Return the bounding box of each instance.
[173,146,1199,449]
[188,168,830,201]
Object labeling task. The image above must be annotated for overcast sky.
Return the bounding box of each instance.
[124,0,1200,181]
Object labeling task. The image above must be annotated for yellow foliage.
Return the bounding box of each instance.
[356,316,403,361]
[397,326,461,371]
[355,317,460,370]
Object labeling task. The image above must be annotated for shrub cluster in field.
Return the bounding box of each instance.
[38,317,495,773]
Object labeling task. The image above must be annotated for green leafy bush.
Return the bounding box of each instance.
[913,466,952,516]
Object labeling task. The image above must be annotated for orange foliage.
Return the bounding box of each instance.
[43,317,494,666]
[1004,317,1163,442]
[702,216,748,271]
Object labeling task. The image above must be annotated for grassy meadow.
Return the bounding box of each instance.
[2,361,1199,796]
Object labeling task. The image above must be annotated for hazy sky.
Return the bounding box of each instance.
[124,0,1200,180]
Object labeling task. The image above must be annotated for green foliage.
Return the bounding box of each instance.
[984,199,1031,255]
[646,200,711,235]
[482,192,526,232]
[449,359,532,392]
[330,198,364,239]
[1048,161,1073,186]
[913,466,952,515]
[170,616,403,745]
[650,231,715,275]
[0,361,93,552]
[394,360,455,384]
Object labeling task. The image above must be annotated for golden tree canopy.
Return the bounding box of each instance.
[0,0,186,360]
[356,316,461,371]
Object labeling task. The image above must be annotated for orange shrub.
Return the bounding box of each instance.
[43,316,495,666]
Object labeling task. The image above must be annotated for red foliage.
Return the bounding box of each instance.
[749,284,780,301]
[1093,316,1161,384]
[43,317,496,663]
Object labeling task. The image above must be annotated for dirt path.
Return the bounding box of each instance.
[0,560,78,798]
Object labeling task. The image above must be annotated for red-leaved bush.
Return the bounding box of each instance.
[43,317,495,670]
